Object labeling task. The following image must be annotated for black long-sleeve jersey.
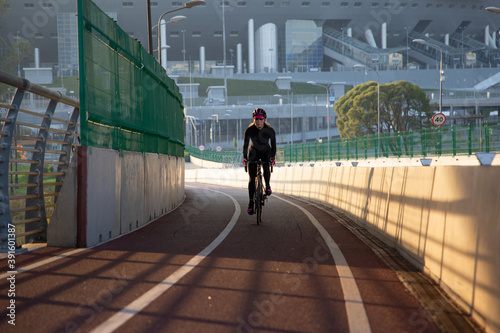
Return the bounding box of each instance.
[242,123,276,161]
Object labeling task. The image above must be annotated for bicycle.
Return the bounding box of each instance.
[245,160,273,225]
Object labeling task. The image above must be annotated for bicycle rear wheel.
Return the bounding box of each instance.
[255,177,263,225]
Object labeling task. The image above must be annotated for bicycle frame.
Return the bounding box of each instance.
[254,161,265,224]
[245,160,271,225]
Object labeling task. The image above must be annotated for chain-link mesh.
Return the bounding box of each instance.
[78,0,184,156]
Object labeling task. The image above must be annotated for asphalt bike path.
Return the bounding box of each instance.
[0,183,457,332]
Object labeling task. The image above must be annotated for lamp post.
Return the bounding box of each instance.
[224,112,231,144]
[152,0,205,67]
[272,94,287,143]
[412,39,443,114]
[211,114,220,144]
[459,26,465,68]
[403,26,409,71]
[185,115,197,146]
[354,64,380,157]
[157,15,186,69]
[222,1,228,105]
[146,0,153,54]
[16,31,21,77]
[307,81,331,160]
[181,29,186,73]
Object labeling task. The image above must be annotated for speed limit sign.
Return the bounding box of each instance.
[431,113,446,127]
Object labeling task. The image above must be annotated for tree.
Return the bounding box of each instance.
[335,80,433,154]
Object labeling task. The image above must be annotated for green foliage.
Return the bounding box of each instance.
[0,0,8,28]
[335,80,432,140]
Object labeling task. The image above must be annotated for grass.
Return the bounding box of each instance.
[177,76,326,97]
[46,76,80,96]
[43,75,328,99]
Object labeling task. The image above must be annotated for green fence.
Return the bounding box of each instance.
[185,122,499,164]
[77,0,184,156]
[284,122,499,163]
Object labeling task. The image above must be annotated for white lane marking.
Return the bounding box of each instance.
[90,188,241,333]
[274,195,372,333]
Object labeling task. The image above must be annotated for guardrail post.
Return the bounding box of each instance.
[468,123,472,156]
[337,140,341,160]
[397,132,402,158]
[346,138,350,160]
[452,125,456,156]
[485,122,490,153]
[0,89,24,251]
[410,131,414,158]
[24,100,58,243]
[437,126,442,156]
[384,132,389,157]
[364,136,368,160]
[355,137,358,160]
[422,128,427,158]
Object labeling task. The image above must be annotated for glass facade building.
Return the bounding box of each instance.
[56,13,79,76]
[283,20,323,72]
[56,12,117,77]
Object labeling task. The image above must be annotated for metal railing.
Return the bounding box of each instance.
[283,122,499,163]
[0,71,80,251]
[186,121,499,164]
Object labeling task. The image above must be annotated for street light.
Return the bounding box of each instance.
[273,93,293,145]
[222,1,228,105]
[354,64,380,157]
[152,15,186,34]
[157,15,187,69]
[181,29,187,73]
[307,81,331,159]
[152,0,205,67]
[412,39,443,114]
[224,112,231,144]
[211,114,220,144]
[403,26,410,71]
[485,6,500,13]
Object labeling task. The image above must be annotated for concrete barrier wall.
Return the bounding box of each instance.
[120,152,145,232]
[49,147,185,249]
[85,148,122,246]
[186,164,500,333]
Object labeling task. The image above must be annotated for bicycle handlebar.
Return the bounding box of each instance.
[244,160,273,173]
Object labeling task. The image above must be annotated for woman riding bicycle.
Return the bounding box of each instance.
[242,108,276,215]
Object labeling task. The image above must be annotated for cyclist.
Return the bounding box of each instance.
[242,108,276,215]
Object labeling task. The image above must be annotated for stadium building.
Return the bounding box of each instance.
[2,0,500,76]
[2,0,500,149]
